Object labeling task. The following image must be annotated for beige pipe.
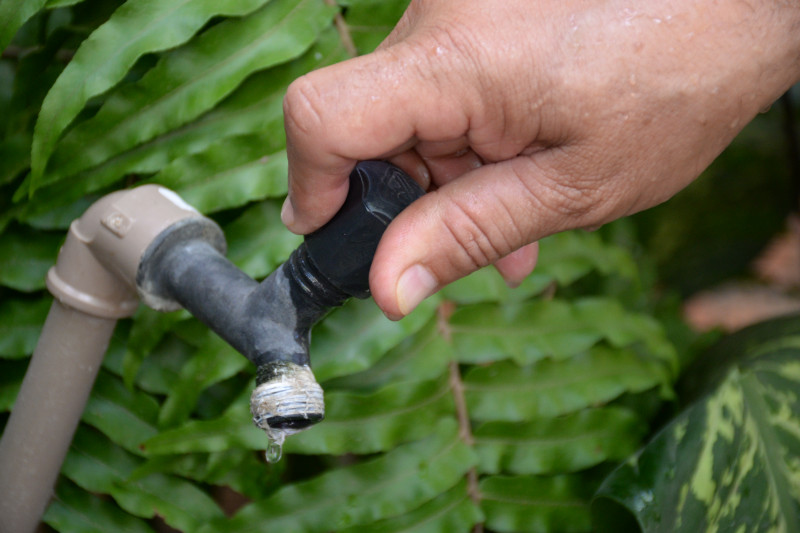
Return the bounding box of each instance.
[0,185,220,533]
[0,300,117,533]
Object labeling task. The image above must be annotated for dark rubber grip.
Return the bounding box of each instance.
[303,161,425,298]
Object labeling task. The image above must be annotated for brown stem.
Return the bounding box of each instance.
[323,0,358,57]
[439,301,484,533]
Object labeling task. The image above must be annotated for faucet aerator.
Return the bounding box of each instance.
[250,361,325,436]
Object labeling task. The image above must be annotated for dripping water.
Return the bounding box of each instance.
[264,429,287,464]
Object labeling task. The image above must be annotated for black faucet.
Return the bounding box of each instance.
[136,161,425,437]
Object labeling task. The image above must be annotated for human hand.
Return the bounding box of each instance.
[281,0,800,319]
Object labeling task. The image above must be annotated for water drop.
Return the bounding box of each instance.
[265,436,283,463]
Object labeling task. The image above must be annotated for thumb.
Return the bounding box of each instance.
[369,156,585,318]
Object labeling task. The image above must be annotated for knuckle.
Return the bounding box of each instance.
[283,75,326,139]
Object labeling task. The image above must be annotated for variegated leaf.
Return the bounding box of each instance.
[595,330,800,532]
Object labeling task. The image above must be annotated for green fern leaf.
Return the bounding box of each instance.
[48,26,347,205]
[0,297,50,358]
[30,0,273,190]
[474,407,646,475]
[324,319,454,391]
[150,137,288,214]
[463,347,671,422]
[0,0,48,52]
[39,0,337,190]
[0,226,61,291]
[82,371,159,455]
[311,297,440,382]
[43,480,155,533]
[224,199,303,279]
[337,481,483,533]
[285,376,455,455]
[450,297,676,370]
[480,474,596,533]
[158,333,250,428]
[203,420,475,532]
[63,427,226,530]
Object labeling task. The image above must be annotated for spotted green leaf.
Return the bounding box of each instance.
[594,345,800,532]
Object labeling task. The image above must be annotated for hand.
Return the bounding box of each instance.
[282,0,800,319]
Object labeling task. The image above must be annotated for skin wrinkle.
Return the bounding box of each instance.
[443,192,507,271]
[283,0,800,317]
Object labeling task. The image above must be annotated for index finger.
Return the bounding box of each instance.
[281,44,472,234]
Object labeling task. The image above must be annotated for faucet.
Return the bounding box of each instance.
[0,161,424,533]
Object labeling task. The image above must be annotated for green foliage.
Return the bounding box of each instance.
[594,315,800,532]
[4,0,778,531]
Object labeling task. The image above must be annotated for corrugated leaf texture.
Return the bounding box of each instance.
[2,1,772,532]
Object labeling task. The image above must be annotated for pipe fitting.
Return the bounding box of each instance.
[46,185,225,318]
[251,362,325,433]
[136,161,425,438]
[1,163,423,532]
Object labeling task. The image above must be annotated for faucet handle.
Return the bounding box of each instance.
[303,161,425,299]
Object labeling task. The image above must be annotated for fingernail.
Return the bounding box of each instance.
[396,264,438,316]
[416,163,431,189]
[281,196,294,227]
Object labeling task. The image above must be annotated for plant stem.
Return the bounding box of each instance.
[439,301,484,533]
[323,0,358,57]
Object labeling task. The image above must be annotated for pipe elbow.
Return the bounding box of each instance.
[46,185,224,318]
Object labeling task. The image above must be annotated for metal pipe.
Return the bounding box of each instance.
[0,300,117,533]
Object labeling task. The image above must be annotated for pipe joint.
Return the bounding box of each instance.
[46,185,225,318]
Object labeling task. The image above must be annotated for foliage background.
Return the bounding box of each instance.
[0,0,798,531]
